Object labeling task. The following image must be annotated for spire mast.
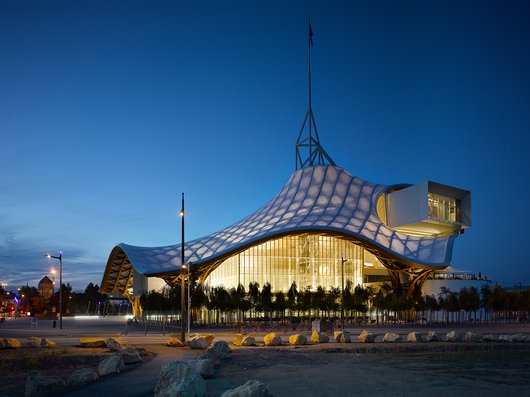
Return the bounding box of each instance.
[295,17,336,170]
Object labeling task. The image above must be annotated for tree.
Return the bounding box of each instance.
[260,283,273,323]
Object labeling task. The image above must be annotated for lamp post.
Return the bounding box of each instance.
[46,250,63,329]
[340,253,347,329]
[179,193,186,342]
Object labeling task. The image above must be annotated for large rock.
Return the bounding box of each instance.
[167,337,187,347]
[154,361,206,397]
[289,334,307,345]
[192,359,216,379]
[263,333,282,346]
[311,331,329,344]
[25,337,56,348]
[220,380,273,397]
[98,355,125,376]
[187,335,209,350]
[463,332,482,342]
[25,370,66,397]
[383,333,402,343]
[482,334,496,342]
[333,331,351,343]
[67,368,99,388]
[0,338,21,349]
[203,334,215,346]
[513,334,528,342]
[79,338,107,348]
[427,331,438,342]
[105,337,123,351]
[445,331,462,342]
[358,330,377,343]
[407,332,424,342]
[498,335,514,343]
[233,334,255,346]
[119,348,142,364]
[209,340,231,359]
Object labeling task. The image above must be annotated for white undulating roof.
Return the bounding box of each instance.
[103,165,457,289]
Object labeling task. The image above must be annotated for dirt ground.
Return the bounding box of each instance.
[210,343,530,397]
[2,343,530,397]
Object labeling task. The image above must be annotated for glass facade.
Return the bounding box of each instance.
[428,193,459,223]
[205,234,384,291]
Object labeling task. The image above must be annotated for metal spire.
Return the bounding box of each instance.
[295,17,336,170]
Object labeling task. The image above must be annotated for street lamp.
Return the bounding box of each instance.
[340,253,348,329]
[179,193,186,341]
[46,250,63,329]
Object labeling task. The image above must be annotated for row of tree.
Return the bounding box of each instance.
[139,280,530,325]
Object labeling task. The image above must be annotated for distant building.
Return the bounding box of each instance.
[38,276,54,299]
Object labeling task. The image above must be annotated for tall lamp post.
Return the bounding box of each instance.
[179,193,186,341]
[340,253,347,329]
[46,250,63,329]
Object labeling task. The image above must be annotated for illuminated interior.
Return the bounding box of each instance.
[205,234,387,291]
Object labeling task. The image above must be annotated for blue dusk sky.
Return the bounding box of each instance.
[1,1,529,291]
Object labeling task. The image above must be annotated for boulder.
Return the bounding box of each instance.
[154,361,206,397]
[407,332,424,343]
[383,333,402,343]
[79,338,107,348]
[445,331,462,342]
[192,359,216,379]
[187,335,209,350]
[167,337,187,347]
[289,334,307,345]
[482,334,496,342]
[333,331,351,343]
[25,337,56,348]
[220,380,273,397]
[513,334,528,343]
[233,334,255,347]
[463,332,482,342]
[198,349,221,367]
[105,337,123,351]
[498,335,514,343]
[203,334,216,346]
[98,355,125,376]
[0,338,21,349]
[427,331,438,342]
[208,340,231,359]
[263,333,282,346]
[67,368,99,388]
[119,348,142,364]
[311,331,329,344]
[24,370,66,397]
[358,330,377,343]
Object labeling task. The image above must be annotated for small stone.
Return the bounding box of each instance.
[445,331,462,342]
[513,334,528,342]
[187,336,209,350]
[167,337,187,347]
[0,338,21,349]
[119,348,142,364]
[463,332,482,342]
[333,331,351,343]
[311,331,329,344]
[263,332,282,346]
[482,334,496,342]
[407,332,424,342]
[79,338,107,348]
[289,334,307,345]
[25,337,56,348]
[383,333,402,343]
[358,330,377,343]
[105,337,123,351]
[498,335,514,343]
[427,331,438,342]
[234,334,255,346]
[220,380,273,397]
